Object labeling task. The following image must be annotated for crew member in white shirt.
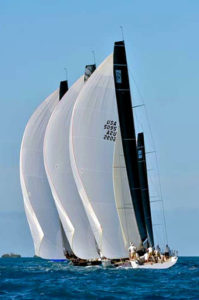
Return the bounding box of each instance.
[128,242,137,260]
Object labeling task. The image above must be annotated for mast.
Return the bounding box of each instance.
[137,132,154,247]
[113,41,148,243]
[59,80,68,100]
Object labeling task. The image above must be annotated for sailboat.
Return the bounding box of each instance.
[69,40,177,268]
[20,40,177,269]
[20,81,72,260]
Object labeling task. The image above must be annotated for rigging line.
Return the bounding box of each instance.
[132,104,145,109]
[147,167,159,193]
[150,200,162,203]
[146,151,156,154]
[133,102,144,138]
[129,69,155,149]
[120,25,125,41]
[145,154,160,205]
[147,168,155,172]
[155,154,169,244]
[147,159,160,191]
[129,69,168,245]
[150,169,167,246]
[92,50,96,65]
[131,109,162,244]
[130,73,167,245]
[118,143,130,245]
[64,67,68,81]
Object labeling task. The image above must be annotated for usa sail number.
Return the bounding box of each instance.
[104,120,117,142]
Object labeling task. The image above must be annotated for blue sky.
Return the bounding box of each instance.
[0,0,199,256]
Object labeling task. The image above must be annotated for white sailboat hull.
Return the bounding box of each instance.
[130,256,178,269]
[101,260,112,268]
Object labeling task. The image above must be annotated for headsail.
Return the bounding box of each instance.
[70,55,128,259]
[137,132,154,247]
[44,72,99,260]
[113,41,148,244]
[20,85,69,259]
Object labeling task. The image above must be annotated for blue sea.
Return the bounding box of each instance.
[0,257,199,299]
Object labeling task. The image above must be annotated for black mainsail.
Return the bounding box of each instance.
[137,132,154,247]
[113,41,148,243]
[59,80,68,100]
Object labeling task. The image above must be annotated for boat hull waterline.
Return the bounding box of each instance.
[127,256,178,269]
[70,256,178,269]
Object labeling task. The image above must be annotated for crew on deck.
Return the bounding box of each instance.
[128,242,137,259]
[128,242,172,264]
[164,244,171,259]
[154,245,161,262]
[148,246,153,260]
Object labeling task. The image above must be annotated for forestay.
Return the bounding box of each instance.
[70,55,129,259]
[44,76,99,260]
[20,90,65,259]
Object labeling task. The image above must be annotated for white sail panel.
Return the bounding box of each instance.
[113,127,142,248]
[44,76,99,260]
[70,55,128,259]
[20,90,65,259]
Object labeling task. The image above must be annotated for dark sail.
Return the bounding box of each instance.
[84,64,96,82]
[137,132,154,247]
[113,41,147,243]
[59,80,68,100]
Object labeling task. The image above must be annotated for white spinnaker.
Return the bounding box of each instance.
[20,90,65,259]
[70,55,129,259]
[44,76,99,260]
[113,128,141,248]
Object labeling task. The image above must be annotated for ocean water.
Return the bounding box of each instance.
[0,257,198,299]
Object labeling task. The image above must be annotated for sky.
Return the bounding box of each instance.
[0,0,199,256]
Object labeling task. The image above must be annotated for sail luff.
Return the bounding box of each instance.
[137,132,154,247]
[113,41,148,243]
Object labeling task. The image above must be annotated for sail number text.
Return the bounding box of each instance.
[104,120,117,142]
